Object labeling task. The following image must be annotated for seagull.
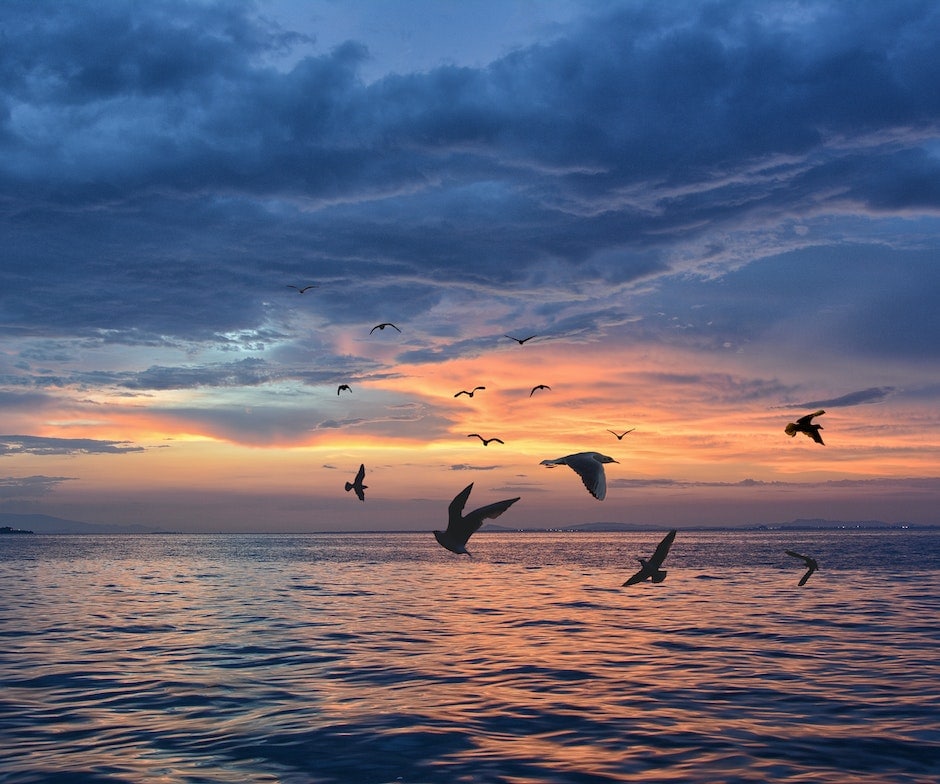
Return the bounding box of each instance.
[540,451,618,500]
[370,322,401,334]
[784,409,826,445]
[785,549,819,586]
[505,334,537,345]
[607,428,636,440]
[468,434,504,446]
[344,464,367,501]
[455,386,486,398]
[622,530,678,586]
[529,384,551,397]
[433,483,520,556]
[337,384,352,395]
[287,285,317,293]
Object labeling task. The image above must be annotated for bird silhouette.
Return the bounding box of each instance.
[433,483,520,556]
[287,285,317,293]
[622,530,677,586]
[785,549,818,586]
[785,409,826,445]
[455,386,486,398]
[607,428,635,440]
[344,464,367,501]
[370,322,401,334]
[540,452,618,500]
[468,434,504,446]
[529,384,551,396]
[505,334,537,345]
[337,384,352,395]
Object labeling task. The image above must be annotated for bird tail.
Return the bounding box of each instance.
[344,482,353,491]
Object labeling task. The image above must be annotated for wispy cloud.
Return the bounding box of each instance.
[0,436,145,456]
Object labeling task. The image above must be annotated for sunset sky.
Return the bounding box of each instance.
[1,0,938,532]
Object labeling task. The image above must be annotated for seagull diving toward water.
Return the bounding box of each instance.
[785,549,818,586]
[607,428,635,440]
[540,452,618,500]
[287,284,318,293]
[337,384,352,395]
[529,384,551,397]
[433,483,520,556]
[505,334,537,345]
[468,434,504,446]
[344,464,367,501]
[622,530,677,586]
[784,409,826,445]
[370,322,401,334]
[455,386,486,398]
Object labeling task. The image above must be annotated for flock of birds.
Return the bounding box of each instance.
[293,284,825,587]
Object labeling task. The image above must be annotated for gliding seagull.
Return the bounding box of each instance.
[433,483,520,556]
[505,334,537,345]
[785,549,818,586]
[344,464,367,501]
[468,434,504,446]
[370,322,401,334]
[785,410,826,445]
[607,428,635,440]
[455,387,486,398]
[287,285,317,293]
[337,384,352,395]
[622,530,677,586]
[540,451,618,500]
[529,385,551,396]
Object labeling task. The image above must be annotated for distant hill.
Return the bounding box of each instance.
[483,518,927,533]
[0,513,164,535]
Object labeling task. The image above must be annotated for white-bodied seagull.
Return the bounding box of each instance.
[540,451,618,500]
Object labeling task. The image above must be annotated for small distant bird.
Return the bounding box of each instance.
[433,483,520,556]
[287,285,317,293]
[337,384,352,395]
[455,387,486,398]
[468,434,504,446]
[622,530,678,586]
[344,464,367,501]
[529,384,551,397]
[785,549,818,586]
[505,334,537,345]
[540,451,618,500]
[370,322,401,334]
[607,428,636,440]
[784,409,826,445]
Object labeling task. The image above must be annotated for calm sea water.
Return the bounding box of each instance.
[1,529,938,783]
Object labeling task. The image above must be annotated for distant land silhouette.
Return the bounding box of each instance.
[0,513,165,535]
[482,518,927,533]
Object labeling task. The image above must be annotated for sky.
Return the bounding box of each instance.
[1,0,939,532]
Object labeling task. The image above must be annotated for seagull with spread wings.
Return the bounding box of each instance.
[529,384,551,397]
[540,452,618,500]
[784,409,826,445]
[505,334,537,345]
[433,483,520,556]
[607,428,635,440]
[455,386,486,398]
[370,322,401,334]
[622,530,678,586]
[287,284,318,293]
[785,550,819,586]
[337,384,352,395]
[468,434,504,446]
[344,464,367,502]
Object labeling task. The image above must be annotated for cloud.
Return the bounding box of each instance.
[450,464,499,471]
[0,435,145,456]
[794,387,896,409]
[0,475,75,498]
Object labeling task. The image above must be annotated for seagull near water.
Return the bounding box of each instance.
[370,322,401,334]
[344,464,367,501]
[607,428,635,440]
[468,434,504,446]
[622,530,677,586]
[784,409,826,445]
[540,451,618,500]
[529,384,551,397]
[455,386,486,398]
[337,384,352,395]
[433,483,520,556]
[785,549,819,586]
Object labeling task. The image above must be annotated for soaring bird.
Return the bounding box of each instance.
[455,386,486,398]
[433,483,520,556]
[468,434,504,446]
[784,409,826,445]
[505,334,536,345]
[622,530,678,586]
[540,452,618,500]
[529,384,551,397]
[607,428,635,440]
[287,285,317,293]
[337,384,352,395]
[370,322,401,334]
[785,549,818,586]
[344,464,367,501]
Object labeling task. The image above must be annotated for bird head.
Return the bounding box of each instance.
[595,453,618,463]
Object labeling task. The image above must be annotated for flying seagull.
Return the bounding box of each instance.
[468,434,504,446]
[540,451,618,500]
[622,530,678,586]
[370,322,401,334]
[433,483,520,556]
[785,549,818,586]
[344,464,367,501]
[784,409,826,444]
[455,386,486,398]
[529,384,551,397]
[287,285,318,293]
[505,334,537,345]
[607,428,636,440]
[337,384,352,395]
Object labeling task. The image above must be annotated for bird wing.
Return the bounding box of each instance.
[796,410,825,426]
[354,484,365,501]
[648,530,677,569]
[809,429,825,445]
[462,497,521,536]
[622,569,647,586]
[355,464,365,484]
[785,549,812,566]
[446,484,475,535]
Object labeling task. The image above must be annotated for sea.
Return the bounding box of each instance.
[1,529,938,784]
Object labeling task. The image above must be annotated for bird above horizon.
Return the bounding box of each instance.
[337,384,352,395]
[784,409,826,445]
[468,434,504,446]
[370,322,401,334]
[344,464,367,502]
[785,549,818,586]
[455,386,486,398]
[287,284,317,293]
[622,530,677,586]
[540,451,618,500]
[433,483,520,556]
[529,384,551,397]
[505,334,536,345]
[607,428,636,440]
